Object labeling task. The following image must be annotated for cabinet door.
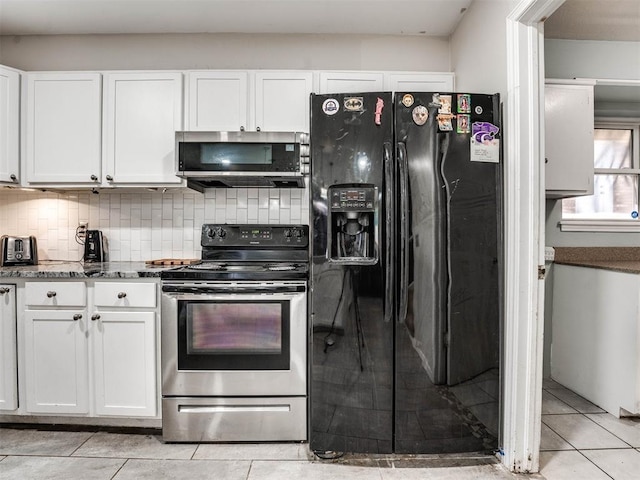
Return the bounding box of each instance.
[24,310,89,414]
[103,72,183,185]
[187,71,248,131]
[254,71,313,132]
[545,84,595,197]
[384,72,455,92]
[92,311,156,416]
[0,67,20,185]
[25,73,102,185]
[319,71,384,94]
[0,285,17,411]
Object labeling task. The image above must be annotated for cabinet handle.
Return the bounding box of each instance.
[91,314,101,321]
[240,126,245,132]
[46,291,57,298]
[10,174,17,182]
[91,174,98,181]
[106,175,113,181]
[73,314,82,321]
[256,126,261,132]
[0,287,9,294]
[117,292,127,299]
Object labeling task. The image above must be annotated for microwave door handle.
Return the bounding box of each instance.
[383,141,394,323]
[397,141,410,323]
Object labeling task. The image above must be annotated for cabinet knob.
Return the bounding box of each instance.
[91,174,98,181]
[117,292,127,299]
[46,291,57,298]
[106,175,113,181]
[0,287,9,294]
[240,126,245,132]
[73,314,82,321]
[256,126,261,132]
[545,158,549,164]
[10,174,17,182]
[91,314,101,321]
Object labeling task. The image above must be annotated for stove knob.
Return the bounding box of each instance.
[284,229,292,238]
[216,227,226,239]
[294,229,302,238]
[206,228,216,238]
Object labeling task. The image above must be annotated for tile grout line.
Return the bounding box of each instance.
[109,458,129,480]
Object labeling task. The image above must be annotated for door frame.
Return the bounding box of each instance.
[503,0,565,473]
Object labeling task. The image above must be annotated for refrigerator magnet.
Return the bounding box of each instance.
[438,95,452,114]
[344,97,364,112]
[402,94,415,108]
[322,98,339,115]
[412,105,428,126]
[470,121,500,163]
[457,94,471,113]
[437,114,453,131]
[457,114,470,134]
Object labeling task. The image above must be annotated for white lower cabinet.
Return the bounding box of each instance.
[22,280,158,418]
[0,285,18,411]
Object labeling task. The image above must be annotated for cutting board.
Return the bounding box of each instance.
[145,259,200,266]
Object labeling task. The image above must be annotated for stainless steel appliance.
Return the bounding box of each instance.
[0,235,38,266]
[175,131,309,190]
[83,230,107,263]
[310,92,502,454]
[161,224,309,442]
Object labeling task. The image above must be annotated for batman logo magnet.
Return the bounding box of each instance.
[344,97,364,112]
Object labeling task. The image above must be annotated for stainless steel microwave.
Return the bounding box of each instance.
[175,131,309,190]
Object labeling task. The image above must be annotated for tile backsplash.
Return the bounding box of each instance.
[0,187,310,262]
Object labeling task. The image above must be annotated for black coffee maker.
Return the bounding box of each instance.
[83,230,107,263]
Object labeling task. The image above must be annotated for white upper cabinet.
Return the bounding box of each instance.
[103,72,183,185]
[187,71,248,131]
[254,71,313,132]
[25,73,102,185]
[385,72,454,92]
[319,72,385,94]
[0,66,20,185]
[545,82,595,198]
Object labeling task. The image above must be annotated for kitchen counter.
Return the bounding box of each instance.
[0,261,173,278]
[553,247,640,274]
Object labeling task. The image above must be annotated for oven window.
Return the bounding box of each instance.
[187,303,282,354]
[177,299,290,371]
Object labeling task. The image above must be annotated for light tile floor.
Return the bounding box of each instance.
[0,426,540,480]
[540,378,640,480]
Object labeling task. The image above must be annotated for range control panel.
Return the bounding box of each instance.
[201,224,308,248]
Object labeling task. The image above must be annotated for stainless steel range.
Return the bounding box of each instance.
[160,224,308,442]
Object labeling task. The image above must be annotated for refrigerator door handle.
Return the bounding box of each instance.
[383,141,394,323]
[397,141,410,323]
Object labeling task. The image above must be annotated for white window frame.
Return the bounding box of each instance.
[560,118,640,232]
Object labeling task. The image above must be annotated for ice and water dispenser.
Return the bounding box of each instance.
[327,184,378,264]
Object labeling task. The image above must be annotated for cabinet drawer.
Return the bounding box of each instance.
[25,282,86,307]
[94,282,157,308]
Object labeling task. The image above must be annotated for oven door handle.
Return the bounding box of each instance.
[161,284,306,295]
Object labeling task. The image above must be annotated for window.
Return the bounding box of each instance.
[562,122,640,228]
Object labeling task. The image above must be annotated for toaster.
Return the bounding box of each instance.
[0,235,38,266]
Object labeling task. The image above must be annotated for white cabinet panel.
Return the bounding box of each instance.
[187,71,248,131]
[255,71,313,132]
[92,311,156,416]
[104,72,183,185]
[545,83,595,198]
[94,282,156,308]
[0,285,17,411]
[0,66,20,185]
[385,72,454,92]
[319,72,384,94]
[25,281,86,307]
[25,73,102,185]
[24,309,89,414]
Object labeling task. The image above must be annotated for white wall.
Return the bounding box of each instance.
[0,188,309,262]
[450,0,517,97]
[0,33,451,72]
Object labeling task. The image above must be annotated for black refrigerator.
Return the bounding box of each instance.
[309,91,502,455]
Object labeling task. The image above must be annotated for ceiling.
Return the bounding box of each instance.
[545,0,640,42]
[0,0,473,36]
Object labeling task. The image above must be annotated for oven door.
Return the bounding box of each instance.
[161,282,307,397]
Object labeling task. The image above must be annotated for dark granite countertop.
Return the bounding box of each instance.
[0,261,172,278]
[553,247,640,274]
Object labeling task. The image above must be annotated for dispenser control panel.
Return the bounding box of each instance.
[330,186,376,211]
